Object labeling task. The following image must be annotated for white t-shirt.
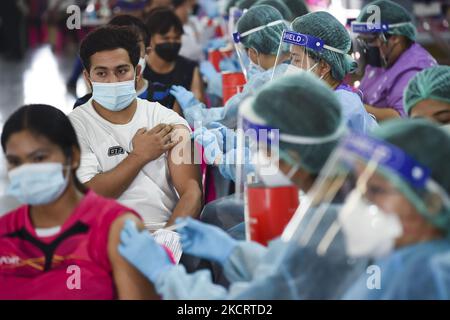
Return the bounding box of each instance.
[69,98,190,230]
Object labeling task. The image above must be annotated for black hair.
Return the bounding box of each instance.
[1,104,87,193]
[145,7,184,42]
[171,0,189,8]
[79,25,141,71]
[108,14,149,46]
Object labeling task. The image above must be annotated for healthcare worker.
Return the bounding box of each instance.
[352,0,436,121]
[403,65,450,131]
[117,72,351,299]
[170,5,291,129]
[275,11,378,134]
[340,119,450,299]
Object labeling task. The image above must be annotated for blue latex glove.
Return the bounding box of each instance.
[219,57,241,73]
[200,61,223,98]
[218,147,254,182]
[169,85,200,111]
[200,61,219,80]
[193,127,223,164]
[118,220,173,283]
[177,217,238,265]
[207,122,236,153]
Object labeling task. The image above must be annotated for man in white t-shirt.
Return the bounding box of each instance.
[69,25,202,231]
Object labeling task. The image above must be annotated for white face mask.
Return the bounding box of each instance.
[284,62,319,77]
[338,189,403,258]
[441,123,450,134]
[138,56,147,76]
[6,163,70,205]
[253,150,299,187]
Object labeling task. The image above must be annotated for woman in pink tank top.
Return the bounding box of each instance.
[0,104,159,300]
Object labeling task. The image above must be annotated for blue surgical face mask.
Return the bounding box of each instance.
[91,78,137,112]
[6,162,70,205]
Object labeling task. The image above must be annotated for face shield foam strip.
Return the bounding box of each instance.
[282,30,347,55]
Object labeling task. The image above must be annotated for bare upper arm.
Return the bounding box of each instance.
[191,66,205,103]
[168,125,202,197]
[108,213,160,300]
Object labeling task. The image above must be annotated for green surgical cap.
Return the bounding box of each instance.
[252,72,343,174]
[281,0,309,19]
[373,119,450,232]
[254,0,293,21]
[291,11,357,81]
[357,0,416,41]
[404,65,450,115]
[237,5,288,55]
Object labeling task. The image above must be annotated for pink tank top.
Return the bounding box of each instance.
[0,190,141,300]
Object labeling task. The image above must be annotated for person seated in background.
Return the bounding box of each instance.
[143,0,171,16]
[143,7,205,116]
[172,0,206,62]
[0,104,157,300]
[69,25,202,231]
[353,0,436,121]
[403,65,450,131]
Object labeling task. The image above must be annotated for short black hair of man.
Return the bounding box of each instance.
[79,25,141,72]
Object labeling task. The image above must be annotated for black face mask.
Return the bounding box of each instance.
[154,42,181,62]
[364,46,383,68]
[192,3,200,16]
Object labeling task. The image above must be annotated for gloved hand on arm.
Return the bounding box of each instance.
[118,220,174,283]
[169,85,201,111]
[177,217,238,265]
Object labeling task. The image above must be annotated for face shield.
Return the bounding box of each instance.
[234,97,346,245]
[280,132,450,260]
[233,19,286,80]
[271,30,347,80]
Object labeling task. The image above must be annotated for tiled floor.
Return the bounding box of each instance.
[0,45,87,215]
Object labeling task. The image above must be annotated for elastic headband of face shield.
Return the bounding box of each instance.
[282,30,348,55]
[346,133,450,223]
[233,19,287,44]
[351,21,414,34]
[239,96,347,147]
